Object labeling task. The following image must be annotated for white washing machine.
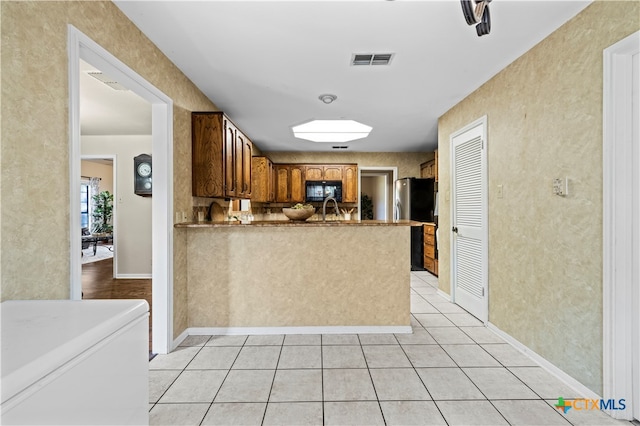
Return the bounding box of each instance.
[1,299,149,425]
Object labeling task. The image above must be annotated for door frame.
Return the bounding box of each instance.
[358,167,398,220]
[68,26,174,354]
[602,30,639,420]
[449,116,488,323]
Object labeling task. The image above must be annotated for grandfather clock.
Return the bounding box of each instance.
[133,154,152,196]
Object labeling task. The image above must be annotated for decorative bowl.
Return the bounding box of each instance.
[282,207,316,221]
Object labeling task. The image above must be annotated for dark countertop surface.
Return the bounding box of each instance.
[175,219,425,228]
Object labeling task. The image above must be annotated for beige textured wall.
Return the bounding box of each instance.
[80,161,114,194]
[264,152,432,180]
[437,1,639,395]
[1,1,216,338]
[187,225,410,327]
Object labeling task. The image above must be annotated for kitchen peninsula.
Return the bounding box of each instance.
[175,220,413,334]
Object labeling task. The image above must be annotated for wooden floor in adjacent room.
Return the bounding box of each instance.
[82,257,153,352]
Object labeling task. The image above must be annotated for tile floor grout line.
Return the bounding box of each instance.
[198,335,248,426]
[260,337,285,425]
[152,337,211,409]
[356,333,388,426]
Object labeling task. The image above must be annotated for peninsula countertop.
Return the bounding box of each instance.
[175,219,420,228]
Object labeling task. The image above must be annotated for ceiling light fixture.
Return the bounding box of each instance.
[319,94,337,104]
[292,119,372,143]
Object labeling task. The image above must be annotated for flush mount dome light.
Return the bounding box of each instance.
[319,94,337,104]
[292,119,372,143]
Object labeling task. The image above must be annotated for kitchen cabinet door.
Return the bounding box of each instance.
[192,113,225,197]
[237,131,252,198]
[434,149,438,182]
[290,165,305,203]
[251,156,273,202]
[275,165,290,202]
[342,165,358,203]
[224,118,238,198]
[305,165,323,181]
[324,165,343,181]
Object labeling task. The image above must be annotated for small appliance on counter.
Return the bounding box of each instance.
[395,177,436,271]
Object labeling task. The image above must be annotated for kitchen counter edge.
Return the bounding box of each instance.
[175,220,423,228]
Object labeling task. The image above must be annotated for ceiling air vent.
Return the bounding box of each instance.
[86,71,129,91]
[351,53,394,66]
[332,146,349,150]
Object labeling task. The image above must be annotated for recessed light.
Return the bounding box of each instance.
[292,119,372,143]
[319,94,337,104]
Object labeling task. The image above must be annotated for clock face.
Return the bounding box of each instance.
[137,162,152,177]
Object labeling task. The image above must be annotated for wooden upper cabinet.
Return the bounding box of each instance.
[342,165,358,203]
[223,118,237,197]
[290,165,305,202]
[420,151,438,181]
[192,113,225,198]
[304,164,344,181]
[434,149,438,182]
[275,165,289,203]
[305,165,323,181]
[251,156,274,202]
[275,164,305,203]
[324,165,343,181]
[243,138,253,197]
[192,112,252,199]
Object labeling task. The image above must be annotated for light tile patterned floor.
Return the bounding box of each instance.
[149,271,633,425]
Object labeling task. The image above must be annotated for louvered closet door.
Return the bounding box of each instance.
[452,119,487,322]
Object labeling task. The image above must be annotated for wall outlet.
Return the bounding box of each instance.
[553,177,568,196]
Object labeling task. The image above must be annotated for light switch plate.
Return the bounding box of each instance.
[497,184,504,199]
[553,177,568,196]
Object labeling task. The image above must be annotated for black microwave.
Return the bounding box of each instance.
[305,181,342,202]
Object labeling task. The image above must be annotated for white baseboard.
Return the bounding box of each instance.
[186,325,412,336]
[171,328,189,350]
[487,322,601,400]
[437,289,451,302]
[115,274,152,279]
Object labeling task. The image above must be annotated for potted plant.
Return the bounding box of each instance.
[361,193,374,220]
[91,190,114,235]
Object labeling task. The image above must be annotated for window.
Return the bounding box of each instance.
[81,182,90,229]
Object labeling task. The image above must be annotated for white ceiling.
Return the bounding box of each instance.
[110,0,591,152]
[80,59,152,136]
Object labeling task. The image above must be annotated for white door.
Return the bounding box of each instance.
[451,117,488,322]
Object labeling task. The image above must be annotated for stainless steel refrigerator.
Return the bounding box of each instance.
[395,177,436,270]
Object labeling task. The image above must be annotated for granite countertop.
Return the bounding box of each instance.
[175,219,420,228]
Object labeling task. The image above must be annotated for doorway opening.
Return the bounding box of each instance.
[359,167,398,220]
[68,26,174,354]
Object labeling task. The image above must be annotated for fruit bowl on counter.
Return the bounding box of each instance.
[282,204,316,221]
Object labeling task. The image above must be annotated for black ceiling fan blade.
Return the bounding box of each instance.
[461,0,479,25]
[476,4,491,36]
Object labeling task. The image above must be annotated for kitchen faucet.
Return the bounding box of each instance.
[322,196,340,222]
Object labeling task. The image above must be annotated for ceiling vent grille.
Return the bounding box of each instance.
[86,71,129,91]
[351,53,394,66]
[332,146,349,150]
